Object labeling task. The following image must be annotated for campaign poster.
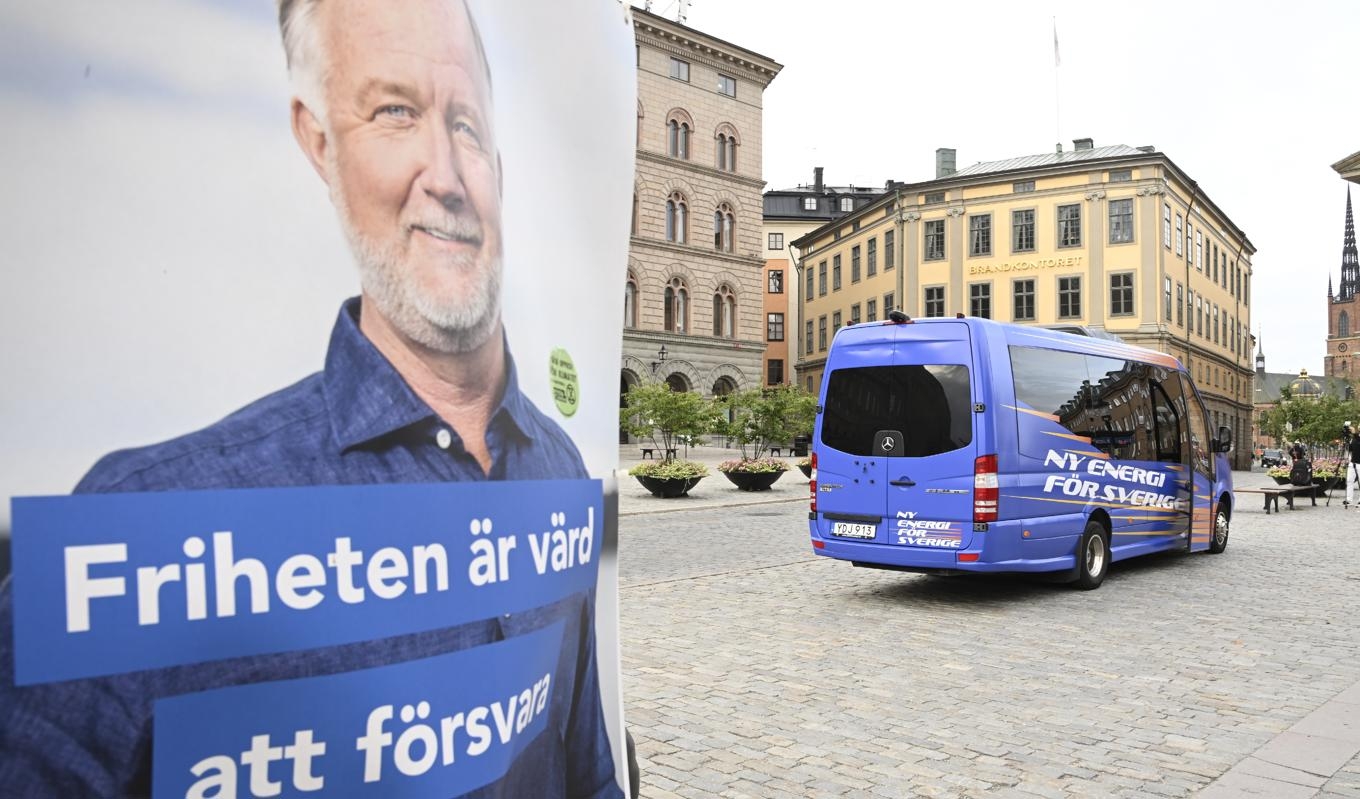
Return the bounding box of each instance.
[0,0,636,796]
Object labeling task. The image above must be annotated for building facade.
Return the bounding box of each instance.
[1324,190,1359,379]
[794,141,1257,468]
[761,168,884,387]
[622,9,781,418]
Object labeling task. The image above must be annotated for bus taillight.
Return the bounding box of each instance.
[974,454,998,523]
[809,451,818,513]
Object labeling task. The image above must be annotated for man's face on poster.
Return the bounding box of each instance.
[310,0,503,353]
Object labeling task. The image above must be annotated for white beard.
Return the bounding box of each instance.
[328,158,502,354]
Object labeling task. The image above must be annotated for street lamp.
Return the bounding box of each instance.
[650,345,668,375]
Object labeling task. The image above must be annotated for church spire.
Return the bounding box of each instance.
[1341,187,1358,301]
[1255,328,1265,375]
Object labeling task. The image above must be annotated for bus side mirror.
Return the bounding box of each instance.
[1213,425,1233,453]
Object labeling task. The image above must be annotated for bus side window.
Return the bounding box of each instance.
[1150,380,1182,463]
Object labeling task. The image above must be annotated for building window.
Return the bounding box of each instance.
[1177,283,1184,327]
[713,285,736,338]
[1211,243,1219,284]
[924,191,945,204]
[832,311,842,337]
[1058,204,1081,247]
[1176,214,1184,256]
[717,74,736,96]
[1058,276,1081,319]
[1213,305,1219,344]
[805,266,814,301]
[669,57,689,81]
[664,277,688,333]
[1196,295,1203,336]
[884,230,895,269]
[767,358,783,386]
[818,261,827,296]
[867,238,877,276]
[867,298,878,322]
[851,246,862,283]
[1013,278,1035,321]
[664,192,688,243]
[768,269,783,294]
[713,203,735,252]
[1012,209,1035,252]
[1342,311,1351,337]
[665,117,690,159]
[803,197,817,211]
[1109,169,1132,182]
[850,303,861,325]
[1163,203,1172,249]
[624,273,638,328]
[924,219,945,261]
[1110,272,1134,316]
[832,255,842,290]
[1013,180,1035,193]
[840,197,854,212]
[924,286,944,318]
[767,312,784,341]
[805,320,813,354]
[969,283,992,319]
[1163,276,1172,322]
[969,214,992,256]
[768,232,784,250]
[716,132,738,172]
[883,292,895,314]
[818,315,828,351]
[1195,229,1203,270]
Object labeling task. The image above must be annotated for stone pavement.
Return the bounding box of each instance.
[614,463,1360,798]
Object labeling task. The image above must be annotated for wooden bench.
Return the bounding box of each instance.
[639,448,677,460]
[769,446,782,457]
[1235,485,1319,514]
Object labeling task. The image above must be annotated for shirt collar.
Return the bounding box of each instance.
[322,297,535,451]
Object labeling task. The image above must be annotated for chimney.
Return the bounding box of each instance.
[1073,137,1094,151]
[935,148,956,179]
[1055,142,1063,154]
[813,166,824,194]
[1136,145,1155,154]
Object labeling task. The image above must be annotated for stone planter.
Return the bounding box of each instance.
[720,470,784,491]
[635,475,702,498]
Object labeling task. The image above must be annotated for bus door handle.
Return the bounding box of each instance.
[889,477,916,487]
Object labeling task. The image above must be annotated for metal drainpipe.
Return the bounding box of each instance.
[894,187,904,312]
[1230,237,1247,470]
[1183,180,1200,376]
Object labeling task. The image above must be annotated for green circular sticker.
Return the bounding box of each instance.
[549,348,579,417]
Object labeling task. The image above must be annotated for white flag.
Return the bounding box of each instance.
[1053,19,1061,67]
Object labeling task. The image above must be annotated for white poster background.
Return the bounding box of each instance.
[0,0,635,790]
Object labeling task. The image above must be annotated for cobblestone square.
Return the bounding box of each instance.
[617,468,1360,798]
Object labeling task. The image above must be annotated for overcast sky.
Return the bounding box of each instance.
[649,0,1359,377]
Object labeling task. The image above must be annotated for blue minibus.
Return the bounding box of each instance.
[808,314,1233,589]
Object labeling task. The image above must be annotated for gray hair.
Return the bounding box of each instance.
[277,0,494,126]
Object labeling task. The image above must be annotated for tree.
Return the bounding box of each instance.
[1259,392,1360,459]
[619,383,719,459]
[711,385,817,460]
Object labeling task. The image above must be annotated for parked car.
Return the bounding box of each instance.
[1260,448,1285,467]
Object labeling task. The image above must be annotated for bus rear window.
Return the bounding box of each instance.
[820,365,972,456]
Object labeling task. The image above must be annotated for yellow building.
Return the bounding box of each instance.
[794,141,1257,468]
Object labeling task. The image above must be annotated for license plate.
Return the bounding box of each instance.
[831,522,877,539]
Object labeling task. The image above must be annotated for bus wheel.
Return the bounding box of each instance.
[1209,508,1230,554]
[1073,521,1109,590]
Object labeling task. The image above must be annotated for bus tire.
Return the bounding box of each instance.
[1208,507,1230,554]
[1072,520,1109,590]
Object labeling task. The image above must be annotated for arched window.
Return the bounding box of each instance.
[624,272,638,328]
[712,284,736,338]
[1341,311,1351,338]
[665,192,687,244]
[664,277,688,333]
[631,192,638,237]
[715,126,739,172]
[713,202,735,252]
[666,113,691,160]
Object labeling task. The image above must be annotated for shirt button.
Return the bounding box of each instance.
[436,428,452,449]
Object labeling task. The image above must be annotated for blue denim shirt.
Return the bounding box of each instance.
[0,299,620,798]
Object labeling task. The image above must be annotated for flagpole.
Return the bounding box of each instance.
[1053,16,1061,153]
